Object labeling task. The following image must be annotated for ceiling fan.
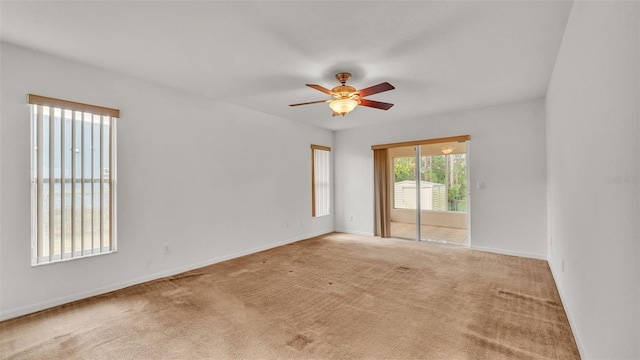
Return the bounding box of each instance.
[289,73,395,116]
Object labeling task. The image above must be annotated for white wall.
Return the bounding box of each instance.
[0,42,334,320]
[334,98,548,259]
[546,1,640,359]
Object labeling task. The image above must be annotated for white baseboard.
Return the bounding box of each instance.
[548,262,585,358]
[469,245,547,260]
[0,230,333,321]
[333,228,375,237]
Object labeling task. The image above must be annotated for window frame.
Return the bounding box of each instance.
[311,144,331,217]
[29,94,119,266]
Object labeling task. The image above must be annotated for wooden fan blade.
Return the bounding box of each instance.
[358,82,395,97]
[289,100,329,107]
[306,84,333,96]
[359,99,394,110]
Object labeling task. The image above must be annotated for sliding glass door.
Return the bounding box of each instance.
[387,140,469,246]
[419,142,468,245]
[389,145,419,240]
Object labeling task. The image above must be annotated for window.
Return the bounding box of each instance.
[311,145,331,217]
[29,94,119,265]
[392,153,467,212]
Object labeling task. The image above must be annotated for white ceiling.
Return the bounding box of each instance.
[0,1,573,131]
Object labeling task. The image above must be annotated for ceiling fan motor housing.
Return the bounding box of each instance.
[332,85,359,100]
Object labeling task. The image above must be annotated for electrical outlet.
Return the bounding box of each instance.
[350,215,354,222]
[164,245,170,254]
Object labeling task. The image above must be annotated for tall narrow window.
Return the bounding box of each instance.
[29,94,119,265]
[311,145,331,217]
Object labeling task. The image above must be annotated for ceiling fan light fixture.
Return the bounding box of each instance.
[441,146,454,155]
[329,98,358,116]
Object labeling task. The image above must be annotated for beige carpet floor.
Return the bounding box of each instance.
[0,232,579,359]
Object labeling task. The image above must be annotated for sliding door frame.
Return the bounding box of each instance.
[372,135,471,243]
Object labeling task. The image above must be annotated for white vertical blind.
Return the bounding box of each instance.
[312,146,331,217]
[29,95,118,265]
